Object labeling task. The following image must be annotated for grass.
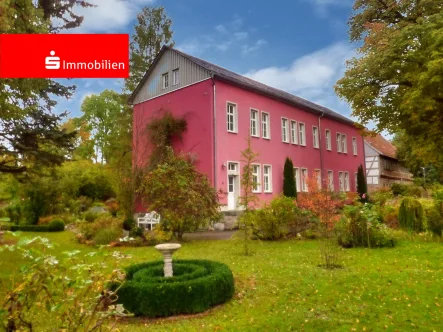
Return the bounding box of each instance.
[1,231,443,331]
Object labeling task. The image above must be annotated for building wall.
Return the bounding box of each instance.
[133,79,214,212]
[214,80,365,207]
[132,49,211,104]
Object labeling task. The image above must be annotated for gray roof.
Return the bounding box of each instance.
[129,46,355,126]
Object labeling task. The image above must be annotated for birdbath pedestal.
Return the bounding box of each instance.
[155,243,181,277]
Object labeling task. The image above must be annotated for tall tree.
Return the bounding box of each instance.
[283,157,297,198]
[38,0,94,31]
[357,164,368,202]
[80,90,131,164]
[335,0,443,168]
[0,0,92,174]
[125,6,174,93]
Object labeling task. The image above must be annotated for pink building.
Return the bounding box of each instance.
[130,46,365,211]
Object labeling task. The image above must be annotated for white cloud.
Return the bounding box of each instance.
[244,43,356,117]
[69,0,156,33]
[215,24,228,34]
[241,39,267,56]
[303,0,353,17]
[234,32,249,40]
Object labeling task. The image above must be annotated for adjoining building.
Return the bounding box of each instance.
[364,134,413,191]
[130,46,366,211]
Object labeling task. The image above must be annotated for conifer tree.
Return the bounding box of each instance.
[283,157,297,198]
[357,164,368,202]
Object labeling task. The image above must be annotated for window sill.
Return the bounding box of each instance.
[314,146,320,149]
[227,130,238,134]
[282,141,290,144]
[251,134,260,138]
[299,144,306,147]
[262,137,271,140]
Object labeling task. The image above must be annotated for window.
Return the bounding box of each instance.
[336,133,342,153]
[339,172,345,192]
[172,69,179,85]
[162,72,169,89]
[342,134,348,153]
[290,120,298,144]
[252,164,261,193]
[281,118,289,143]
[294,167,301,192]
[301,168,308,192]
[298,123,306,146]
[228,163,237,171]
[352,137,357,155]
[227,103,237,133]
[313,126,319,149]
[344,172,350,191]
[325,130,331,151]
[263,165,272,192]
[262,112,270,139]
[314,169,321,189]
[250,109,259,137]
[328,170,334,191]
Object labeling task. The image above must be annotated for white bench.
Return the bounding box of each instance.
[137,211,161,231]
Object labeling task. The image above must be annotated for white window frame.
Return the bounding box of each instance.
[344,172,350,191]
[342,134,348,154]
[250,109,259,137]
[314,169,321,189]
[298,122,306,146]
[313,126,319,149]
[294,167,301,192]
[325,130,331,151]
[328,170,334,191]
[252,164,261,193]
[352,137,357,156]
[261,112,270,139]
[162,72,169,89]
[281,117,289,143]
[301,168,308,192]
[172,68,179,86]
[290,120,298,145]
[339,171,344,192]
[336,133,342,153]
[226,102,238,133]
[263,165,273,193]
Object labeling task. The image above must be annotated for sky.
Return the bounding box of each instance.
[57,0,358,120]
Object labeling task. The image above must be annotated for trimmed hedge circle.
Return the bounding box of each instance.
[116,259,235,317]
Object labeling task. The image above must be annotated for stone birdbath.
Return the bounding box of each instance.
[155,243,181,277]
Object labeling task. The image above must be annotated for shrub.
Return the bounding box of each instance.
[48,219,65,232]
[78,215,123,243]
[357,164,368,202]
[392,183,423,197]
[249,196,296,240]
[93,228,122,245]
[129,226,144,238]
[123,217,135,231]
[335,204,395,248]
[83,210,99,223]
[105,198,119,217]
[5,203,22,224]
[398,197,424,232]
[116,259,234,317]
[421,199,443,237]
[370,188,394,206]
[283,157,297,198]
[22,177,58,225]
[8,224,65,232]
[144,228,173,245]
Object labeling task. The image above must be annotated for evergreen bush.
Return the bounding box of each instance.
[8,224,64,232]
[283,157,297,198]
[48,219,65,231]
[357,164,368,202]
[116,259,234,317]
[92,228,121,245]
[398,197,424,232]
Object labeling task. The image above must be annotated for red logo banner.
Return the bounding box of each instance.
[0,34,129,78]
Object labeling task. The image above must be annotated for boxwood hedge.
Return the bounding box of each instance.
[8,220,65,232]
[116,259,235,317]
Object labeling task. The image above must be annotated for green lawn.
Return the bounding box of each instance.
[1,231,442,331]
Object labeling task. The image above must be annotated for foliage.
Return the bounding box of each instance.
[123,217,136,231]
[83,210,100,223]
[125,6,174,93]
[22,177,59,224]
[370,187,394,206]
[297,177,343,228]
[8,224,64,232]
[78,215,123,244]
[0,0,83,175]
[4,203,22,225]
[335,204,395,248]
[398,197,425,233]
[238,137,259,255]
[80,90,131,164]
[129,226,145,239]
[93,228,122,245]
[249,196,296,240]
[116,259,234,317]
[143,228,173,246]
[139,149,220,240]
[283,157,297,198]
[105,198,120,217]
[0,237,128,331]
[391,183,423,197]
[145,112,187,170]
[335,0,443,172]
[47,219,65,232]
[357,164,368,202]
[421,198,443,237]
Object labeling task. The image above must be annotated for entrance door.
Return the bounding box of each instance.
[227,175,236,210]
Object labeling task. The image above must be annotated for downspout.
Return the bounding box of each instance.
[211,73,217,189]
[318,112,325,188]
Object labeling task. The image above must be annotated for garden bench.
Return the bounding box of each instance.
[137,212,161,231]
